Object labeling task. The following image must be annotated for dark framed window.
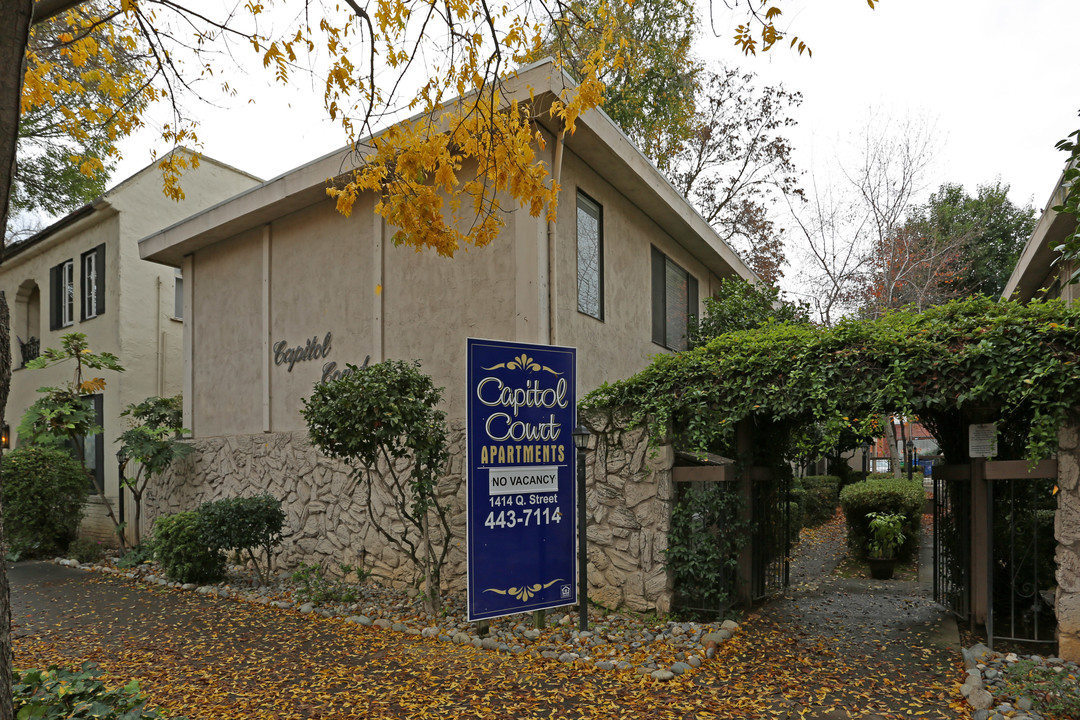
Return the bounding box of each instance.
[651,246,698,351]
[174,270,183,319]
[80,244,105,320]
[68,394,104,494]
[49,259,74,330]
[576,191,603,320]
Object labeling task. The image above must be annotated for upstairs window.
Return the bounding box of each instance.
[49,259,74,330]
[576,192,604,320]
[651,247,698,351]
[81,244,105,320]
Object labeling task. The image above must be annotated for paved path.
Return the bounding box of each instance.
[10,517,964,719]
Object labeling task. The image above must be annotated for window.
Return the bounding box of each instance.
[68,394,104,494]
[49,259,74,330]
[576,192,603,320]
[174,270,183,319]
[651,247,698,351]
[80,244,105,320]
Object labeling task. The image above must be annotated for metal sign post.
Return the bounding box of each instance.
[466,338,577,622]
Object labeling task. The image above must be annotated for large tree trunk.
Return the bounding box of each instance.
[0,2,33,715]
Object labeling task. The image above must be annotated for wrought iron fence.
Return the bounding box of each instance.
[751,467,790,601]
[934,470,971,621]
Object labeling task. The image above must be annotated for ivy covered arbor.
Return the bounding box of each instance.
[582,296,1080,465]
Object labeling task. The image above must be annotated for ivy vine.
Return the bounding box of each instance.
[582,296,1080,464]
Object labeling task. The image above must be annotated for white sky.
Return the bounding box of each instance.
[112,0,1079,227]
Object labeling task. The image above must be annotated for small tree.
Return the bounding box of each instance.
[18,333,125,545]
[301,359,451,613]
[116,395,191,546]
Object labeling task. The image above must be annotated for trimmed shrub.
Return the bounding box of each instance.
[153,511,225,584]
[799,475,839,527]
[197,493,286,583]
[786,500,804,542]
[2,446,88,557]
[67,537,105,564]
[839,478,923,559]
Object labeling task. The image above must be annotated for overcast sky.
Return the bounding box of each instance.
[113,0,1079,224]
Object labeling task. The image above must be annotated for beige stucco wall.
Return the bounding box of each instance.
[1056,425,1080,661]
[0,154,259,544]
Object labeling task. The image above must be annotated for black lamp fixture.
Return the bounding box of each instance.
[571,424,591,631]
[1,423,8,449]
[905,439,915,482]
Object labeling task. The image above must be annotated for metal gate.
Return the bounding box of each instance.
[988,473,1058,645]
[933,468,971,621]
[751,466,790,601]
[933,461,1058,648]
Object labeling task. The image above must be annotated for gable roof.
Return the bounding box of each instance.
[138,60,756,283]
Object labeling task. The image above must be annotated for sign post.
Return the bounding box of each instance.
[466,338,577,622]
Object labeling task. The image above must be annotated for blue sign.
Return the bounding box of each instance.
[466,338,577,622]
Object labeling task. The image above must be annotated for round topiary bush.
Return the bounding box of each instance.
[153,511,225,584]
[1,446,89,557]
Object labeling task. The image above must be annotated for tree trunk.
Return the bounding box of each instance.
[0,294,14,720]
[0,4,32,716]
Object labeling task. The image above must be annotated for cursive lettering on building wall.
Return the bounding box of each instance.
[273,332,333,372]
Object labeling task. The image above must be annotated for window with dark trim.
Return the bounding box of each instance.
[174,271,183,319]
[68,394,104,494]
[576,191,604,320]
[80,244,105,320]
[49,259,74,330]
[651,247,698,351]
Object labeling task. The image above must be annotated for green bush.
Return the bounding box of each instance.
[66,538,105,565]
[798,475,839,527]
[785,500,804,542]
[2,446,88,557]
[117,541,156,569]
[13,663,183,719]
[839,478,923,559]
[153,511,225,584]
[290,562,367,605]
[196,493,285,583]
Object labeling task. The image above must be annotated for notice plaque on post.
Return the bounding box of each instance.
[969,423,998,458]
[466,338,577,622]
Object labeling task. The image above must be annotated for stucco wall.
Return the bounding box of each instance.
[145,418,675,614]
[0,154,260,543]
[1056,425,1080,661]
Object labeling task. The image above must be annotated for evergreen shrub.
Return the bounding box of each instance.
[798,475,839,527]
[197,493,286,583]
[839,478,923,558]
[153,511,225,584]
[1,446,88,557]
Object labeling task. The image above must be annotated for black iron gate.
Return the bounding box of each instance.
[751,466,790,601]
[933,468,971,621]
[988,474,1058,645]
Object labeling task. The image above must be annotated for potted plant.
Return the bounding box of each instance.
[865,511,906,580]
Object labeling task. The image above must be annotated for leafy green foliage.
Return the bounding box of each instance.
[116,541,155,569]
[839,479,922,559]
[1001,658,1080,719]
[865,512,906,560]
[1,446,88,557]
[795,475,839,528]
[196,494,286,584]
[290,562,368,606]
[301,359,452,613]
[1052,113,1080,285]
[152,511,225,585]
[583,296,1080,465]
[12,663,182,720]
[66,538,105,565]
[117,395,191,546]
[689,276,808,348]
[666,483,750,613]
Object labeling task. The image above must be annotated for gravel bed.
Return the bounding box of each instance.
[961,642,1080,719]
[56,556,737,681]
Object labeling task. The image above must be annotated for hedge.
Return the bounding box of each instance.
[797,475,839,528]
[2,446,88,557]
[839,478,923,559]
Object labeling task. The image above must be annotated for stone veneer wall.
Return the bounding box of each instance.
[1057,425,1080,661]
[144,420,675,614]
